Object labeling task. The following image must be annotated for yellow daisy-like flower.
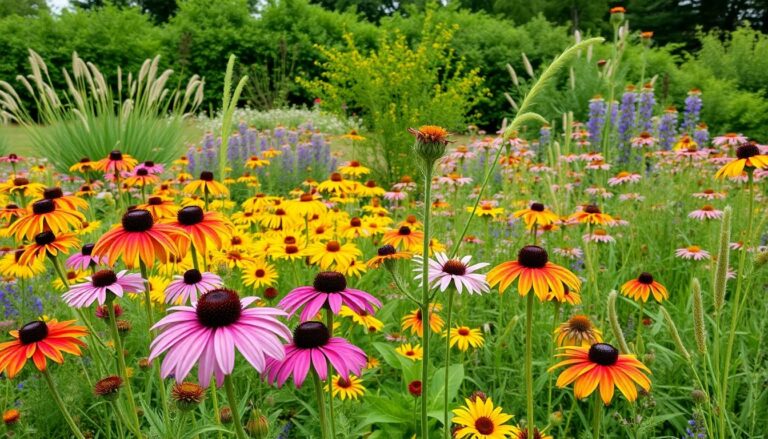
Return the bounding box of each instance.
[241,260,279,289]
[569,204,613,225]
[402,304,444,337]
[468,201,504,218]
[317,172,354,195]
[510,425,553,439]
[714,144,768,179]
[452,397,514,439]
[52,270,89,291]
[339,306,383,333]
[183,172,229,197]
[285,193,328,218]
[304,240,361,270]
[337,161,371,178]
[330,374,365,400]
[395,343,423,361]
[448,326,485,352]
[513,202,559,229]
[0,249,46,280]
[555,315,603,347]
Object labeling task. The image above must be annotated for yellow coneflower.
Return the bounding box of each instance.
[183,172,229,197]
[137,196,179,220]
[330,374,365,400]
[241,260,279,289]
[382,226,424,252]
[317,172,354,195]
[367,244,411,268]
[339,306,383,333]
[448,326,485,352]
[513,202,559,229]
[468,201,504,218]
[245,155,270,169]
[338,161,371,178]
[621,272,668,303]
[570,204,613,225]
[555,315,603,347]
[19,231,80,265]
[488,245,581,301]
[715,144,768,178]
[69,157,95,173]
[304,240,361,270]
[402,304,444,337]
[285,193,328,218]
[396,343,423,361]
[0,249,46,280]
[452,397,514,439]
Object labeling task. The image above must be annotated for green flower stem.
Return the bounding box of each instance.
[420,164,434,439]
[107,302,142,436]
[190,243,201,271]
[41,368,86,439]
[312,370,331,439]
[326,311,337,439]
[443,288,455,439]
[110,401,127,439]
[719,171,756,436]
[547,301,561,415]
[211,385,224,439]
[139,260,154,327]
[223,375,248,439]
[524,292,535,438]
[592,394,602,439]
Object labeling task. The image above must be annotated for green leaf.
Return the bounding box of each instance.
[429,364,464,410]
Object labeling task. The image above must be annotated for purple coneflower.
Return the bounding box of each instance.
[65,244,107,271]
[164,269,223,304]
[675,246,710,261]
[279,272,381,322]
[265,321,366,388]
[688,205,724,221]
[149,289,290,388]
[63,269,145,308]
[413,252,489,295]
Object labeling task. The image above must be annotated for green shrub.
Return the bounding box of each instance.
[300,7,487,181]
[0,52,204,170]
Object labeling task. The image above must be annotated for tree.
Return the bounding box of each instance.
[0,0,49,16]
[71,0,179,23]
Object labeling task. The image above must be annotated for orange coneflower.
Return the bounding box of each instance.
[93,209,186,268]
[549,342,651,404]
[8,199,85,241]
[165,206,232,256]
[714,143,768,179]
[513,202,559,228]
[487,245,581,301]
[19,231,80,266]
[620,272,668,303]
[366,244,410,268]
[37,187,88,212]
[402,304,444,337]
[124,168,160,188]
[317,173,354,195]
[1,177,45,198]
[184,171,229,197]
[570,204,613,225]
[0,203,25,223]
[0,319,87,378]
[382,226,424,252]
[554,315,603,347]
[69,157,95,173]
[94,150,137,173]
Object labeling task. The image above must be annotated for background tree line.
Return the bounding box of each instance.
[1,0,768,136]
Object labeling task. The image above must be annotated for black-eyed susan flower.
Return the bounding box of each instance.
[137,196,179,220]
[402,304,444,337]
[0,319,87,378]
[19,231,80,266]
[448,326,484,352]
[513,202,559,229]
[510,425,552,439]
[487,245,581,301]
[330,374,365,400]
[452,397,514,439]
[69,157,95,173]
[124,168,160,188]
[245,155,270,169]
[569,204,613,225]
[714,143,768,178]
[95,150,137,173]
[317,172,354,195]
[38,187,88,212]
[93,209,186,268]
[338,160,371,178]
[366,244,410,269]
[469,200,505,218]
[304,240,361,270]
[8,199,85,241]
[549,342,651,404]
[395,343,423,361]
[1,177,45,198]
[621,272,668,303]
[555,315,603,347]
[285,193,327,218]
[0,248,45,280]
[382,226,424,252]
[184,171,229,197]
[241,260,279,289]
[339,306,384,333]
[165,206,232,256]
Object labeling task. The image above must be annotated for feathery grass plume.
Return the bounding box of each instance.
[660,306,691,362]
[607,290,630,354]
[0,51,203,171]
[713,206,732,312]
[691,278,708,355]
[506,63,519,87]
[522,53,535,78]
[219,55,248,180]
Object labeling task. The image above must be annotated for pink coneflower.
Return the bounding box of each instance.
[688,205,723,221]
[631,132,656,148]
[164,269,223,304]
[586,159,611,171]
[413,252,489,295]
[553,247,584,260]
[265,321,366,388]
[149,289,290,388]
[675,245,710,261]
[279,272,381,322]
[65,244,108,271]
[693,189,726,200]
[675,148,708,160]
[528,163,553,173]
[437,173,472,186]
[583,229,615,244]
[448,145,476,160]
[0,154,23,164]
[560,154,580,163]
[134,160,165,175]
[383,189,407,201]
[62,269,145,308]
[619,193,645,202]
[579,152,603,162]
[713,133,748,148]
[607,171,641,186]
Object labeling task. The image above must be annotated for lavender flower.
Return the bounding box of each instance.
[657,107,678,150]
[693,123,709,147]
[617,87,637,161]
[682,89,703,134]
[587,96,607,148]
[637,85,656,132]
